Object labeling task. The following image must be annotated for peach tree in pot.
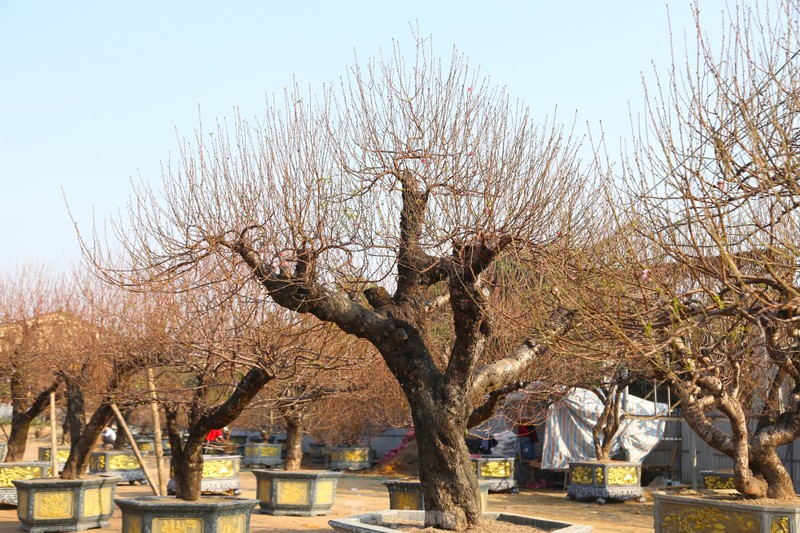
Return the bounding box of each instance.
[612,1,800,530]
[12,293,148,532]
[564,365,649,504]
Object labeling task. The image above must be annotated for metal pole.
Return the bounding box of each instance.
[49,392,58,478]
[148,368,168,496]
[111,403,160,496]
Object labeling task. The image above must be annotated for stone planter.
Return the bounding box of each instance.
[115,495,258,533]
[0,462,51,505]
[88,450,147,485]
[13,475,121,533]
[328,446,372,471]
[470,456,517,492]
[566,460,644,503]
[699,470,736,490]
[251,469,341,516]
[654,490,800,532]
[133,438,155,453]
[382,479,491,512]
[0,442,6,461]
[329,510,593,533]
[38,447,71,471]
[242,443,283,468]
[308,443,326,464]
[167,455,242,495]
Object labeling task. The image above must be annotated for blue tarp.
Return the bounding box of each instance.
[541,388,667,470]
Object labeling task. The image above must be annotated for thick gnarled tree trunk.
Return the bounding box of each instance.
[412,401,481,530]
[284,414,303,471]
[6,377,61,462]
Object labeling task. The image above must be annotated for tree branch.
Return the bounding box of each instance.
[468,307,574,405]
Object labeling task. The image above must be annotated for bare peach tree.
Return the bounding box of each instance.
[0,265,67,462]
[91,39,587,528]
[57,277,166,480]
[253,330,379,471]
[624,0,800,500]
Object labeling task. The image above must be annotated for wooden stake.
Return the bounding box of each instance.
[111,403,160,496]
[148,368,168,496]
[49,392,58,478]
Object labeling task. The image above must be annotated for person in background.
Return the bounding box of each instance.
[101,426,116,448]
[206,428,224,442]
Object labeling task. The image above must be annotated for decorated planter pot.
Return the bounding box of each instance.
[133,438,155,453]
[14,475,121,533]
[0,462,51,506]
[251,469,342,516]
[308,443,326,464]
[327,446,372,471]
[567,460,644,504]
[654,490,800,533]
[242,443,283,468]
[329,510,593,533]
[167,455,242,495]
[89,450,147,485]
[383,479,491,512]
[116,495,258,533]
[470,456,517,492]
[700,470,736,490]
[38,447,71,471]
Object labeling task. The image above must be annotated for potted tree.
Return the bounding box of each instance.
[111,280,303,533]
[563,364,652,503]
[90,32,597,532]
[12,277,151,532]
[0,267,65,504]
[250,344,379,517]
[616,1,800,530]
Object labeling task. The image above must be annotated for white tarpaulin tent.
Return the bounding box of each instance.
[541,388,668,470]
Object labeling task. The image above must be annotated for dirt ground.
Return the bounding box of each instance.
[0,436,655,532]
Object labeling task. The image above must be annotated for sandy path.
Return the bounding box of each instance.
[0,438,654,532]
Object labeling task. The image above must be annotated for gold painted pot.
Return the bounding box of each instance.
[14,475,121,533]
[251,469,342,516]
[327,446,372,471]
[567,460,644,503]
[470,456,517,492]
[167,455,242,496]
[0,462,51,506]
[383,478,490,512]
[116,495,258,533]
[654,490,800,533]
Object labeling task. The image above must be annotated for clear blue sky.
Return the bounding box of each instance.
[0,1,725,273]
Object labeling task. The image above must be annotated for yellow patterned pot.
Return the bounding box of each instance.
[242,444,283,468]
[654,491,800,533]
[700,470,737,490]
[14,475,121,533]
[89,450,147,485]
[567,460,644,503]
[308,443,326,464]
[167,455,242,496]
[383,479,491,512]
[37,447,71,471]
[133,438,155,453]
[251,469,342,516]
[116,495,258,533]
[470,456,517,492]
[327,446,372,471]
[0,462,51,506]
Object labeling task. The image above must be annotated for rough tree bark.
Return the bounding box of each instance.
[5,377,61,462]
[166,365,273,501]
[283,414,303,471]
